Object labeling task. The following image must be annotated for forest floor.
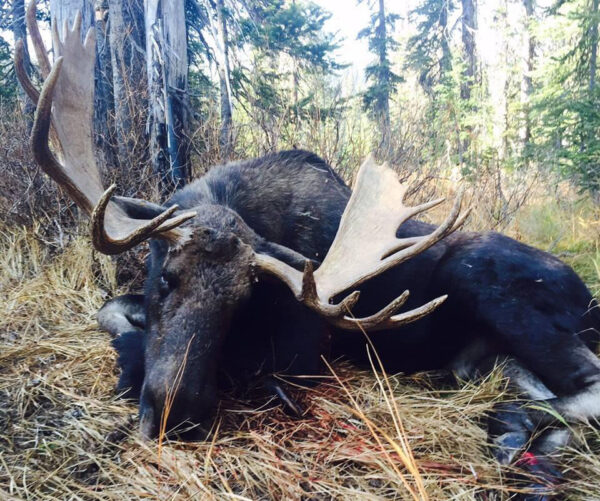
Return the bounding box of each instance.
[1,195,599,501]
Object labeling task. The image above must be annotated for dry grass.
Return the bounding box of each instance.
[1,214,600,501]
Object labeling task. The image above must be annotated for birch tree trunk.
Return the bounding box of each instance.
[215,0,233,159]
[522,0,535,160]
[145,0,189,192]
[376,0,391,151]
[460,0,477,101]
[107,0,146,168]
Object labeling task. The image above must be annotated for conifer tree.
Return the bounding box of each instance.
[358,0,401,151]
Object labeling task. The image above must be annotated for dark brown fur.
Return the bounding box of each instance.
[100,150,600,493]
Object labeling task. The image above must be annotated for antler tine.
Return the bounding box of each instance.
[299,261,361,318]
[400,196,446,221]
[14,40,40,104]
[333,289,412,330]
[26,0,51,78]
[377,186,468,273]
[338,294,449,331]
[91,185,196,255]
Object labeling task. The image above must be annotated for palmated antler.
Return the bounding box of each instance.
[254,156,470,331]
[14,2,195,254]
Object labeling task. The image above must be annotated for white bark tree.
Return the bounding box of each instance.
[107,0,145,167]
[145,0,189,192]
[49,0,94,37]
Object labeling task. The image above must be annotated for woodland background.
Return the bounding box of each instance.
[1,0,600,500]
[1,0,600,222]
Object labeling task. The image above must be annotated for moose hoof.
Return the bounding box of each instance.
[512,452,563,501]
[488,401,536,464]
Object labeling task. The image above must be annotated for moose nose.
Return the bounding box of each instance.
[138,374,217,439]
[139,390,159,438]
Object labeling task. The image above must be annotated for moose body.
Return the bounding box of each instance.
[16,8,600,498]
[102,150,600,457]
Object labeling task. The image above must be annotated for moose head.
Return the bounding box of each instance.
[16,3,468,438]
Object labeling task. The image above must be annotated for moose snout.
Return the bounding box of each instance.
[139,362,217,439]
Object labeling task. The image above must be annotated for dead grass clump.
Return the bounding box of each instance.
[2,222,600,501]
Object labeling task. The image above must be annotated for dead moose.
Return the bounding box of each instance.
[16,4,600,499]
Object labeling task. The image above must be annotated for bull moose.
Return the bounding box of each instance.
[15,4,600,499]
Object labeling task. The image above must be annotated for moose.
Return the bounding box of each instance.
[15,4,600,499]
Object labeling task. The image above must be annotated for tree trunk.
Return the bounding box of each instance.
[215,0,233,159]
[502,0,510,161]
[459,0,477,164]
[107,0,146,169]
[145,0,189,193]
[94,1,116,169]
[522,0,535,160]
[590,0,599,93]
[50,0,95,36]
[460,0,477,101]
[376,0,391,151]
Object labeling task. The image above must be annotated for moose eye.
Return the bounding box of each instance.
[159,272,178,297]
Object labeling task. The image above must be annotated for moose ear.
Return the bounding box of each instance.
[255,240,316,271]
[97,294,146,337]
[113,196,171,220]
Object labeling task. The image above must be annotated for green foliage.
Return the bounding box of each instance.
[239,0,342,73]
[531,0,600,196]
[357,0,402,117]
[236,0,342,118]
[0,0,50,105]
[406,0,453,93]
[185,0,220,115]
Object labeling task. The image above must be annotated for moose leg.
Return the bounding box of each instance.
[112,331,146,400]
[98,295,146,400]
[493,332,600,435]
[452,350,568,464]
[526,346,600,427]
[451,347,571,499]
[487,358,571,497]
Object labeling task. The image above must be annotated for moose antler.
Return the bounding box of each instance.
[254,156,470,331]
[14,2,195,254]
